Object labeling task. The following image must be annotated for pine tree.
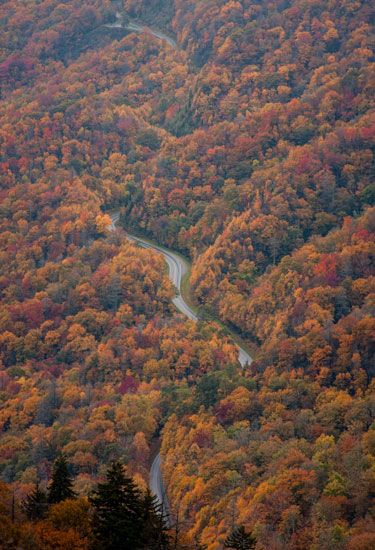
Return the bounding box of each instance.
[48,455,76,504]
[224,525,256,550]
[89,461,144,550]
[141,489,170,549]
[22,483,48,520]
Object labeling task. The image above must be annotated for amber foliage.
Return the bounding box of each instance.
[0,0,239,511]
[0,0,374,548]
[161,211,375,549]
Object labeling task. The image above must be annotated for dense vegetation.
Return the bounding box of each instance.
[162,210,375,548]
[1,458,170,548]
[0,0,373,548]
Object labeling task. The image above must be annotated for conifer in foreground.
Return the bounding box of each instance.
[89,461,144,549]
[22,483,48,520]
[141,488,170,549]
[48,454,76,504]
[224,525,256,550]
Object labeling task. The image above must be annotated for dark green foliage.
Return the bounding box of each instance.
[101,273,122,311]
[224,525,256,550]
[141,489,170,549]
[126,0,175,32]
[137,129,161,151]
[48,455,76,504]
[35,381,59,427]
[360,184,375,206]
[195,373,220,409]
[22,484,48,520]
[166,90,199,137]
[90,462,169,549]
[2,417,11,432]
[90,461,142,549]
[120,181,144,222]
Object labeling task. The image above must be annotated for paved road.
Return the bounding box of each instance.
[110,214,173,522]
[105,11,177,48]
[127,232,198,322]
[110,212,253,520]
[99,9,252,529]
[110,213,252,366]
[149,453,171,526]
[129,230,252,366]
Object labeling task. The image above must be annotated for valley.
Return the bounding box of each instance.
[0,0,373,548]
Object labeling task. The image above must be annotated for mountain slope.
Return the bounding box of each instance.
[0,0,373,548]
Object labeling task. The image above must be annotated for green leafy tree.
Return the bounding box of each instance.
[224,525,256,550]
[22,483,48,520]
[48,455,76,504]
[89,461,144,549]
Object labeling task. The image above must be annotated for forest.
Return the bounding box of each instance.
[0,0,374,548]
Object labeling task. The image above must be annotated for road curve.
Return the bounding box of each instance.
[110,214,172,522]
[127,233,198,322]
[110,211,253,521]
[109,213,252,520]
[110,214,252,366]
[107,3,253,510]
[105,11,177,48]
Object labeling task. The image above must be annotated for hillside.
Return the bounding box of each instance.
[0,0,374,548]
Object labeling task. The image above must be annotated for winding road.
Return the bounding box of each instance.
[127,232,197,322]
[105,11,177,48]
[110,212,252,523]
[110,213,252,366]
[106,12,252,524]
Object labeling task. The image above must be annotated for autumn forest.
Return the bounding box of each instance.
[0,0,374,548]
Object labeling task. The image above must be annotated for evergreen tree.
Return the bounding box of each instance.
[22,483,48,520]
[48,454,76,504]
[35,380,58,427]
[89,461,144,550]
[224,525,256,550]
[141,489,170,549]
[2,416,11,432]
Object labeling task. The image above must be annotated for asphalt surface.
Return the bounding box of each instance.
[149,453,171,526]
[96,9,252,529]
[111,214,251,365]
[105,11,177,48]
